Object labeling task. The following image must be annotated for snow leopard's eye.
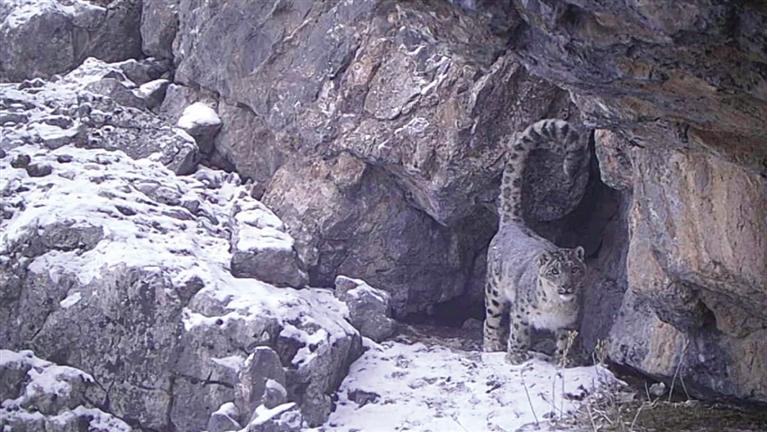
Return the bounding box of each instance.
[550,268,559,275]
[571,268,579,274]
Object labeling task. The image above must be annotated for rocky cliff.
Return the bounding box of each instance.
[509,0,767,403]
[0,0,766,430]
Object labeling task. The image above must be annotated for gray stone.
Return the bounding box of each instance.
[135,79,171,110]
[141,0,179,59]
[334,276,396,342]
[10,154,30,168]
[235,347,287,423]
[229,200,309,288]
[24,162,52,177]
[176,102,222,154]
[208,402,242,432]
[0,350,131,431]
[157,83,218,122]
[512,0,767,176]
[210,101,284,198]
[0,0,142,81]
[606,147,767,402]
[263,379,288,410]
[0,59,200,175]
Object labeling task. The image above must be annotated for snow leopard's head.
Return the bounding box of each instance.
[536,247,586,303]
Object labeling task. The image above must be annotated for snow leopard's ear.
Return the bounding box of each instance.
[574,246,585,261]
[537,251,552,267]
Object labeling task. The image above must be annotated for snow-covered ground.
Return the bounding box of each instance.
[314,335,620,432]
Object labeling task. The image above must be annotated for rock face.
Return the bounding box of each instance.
[511,0,767,175]
[0,0,142,81]
[513,0,767,404]
[172,0,584,224]
[262,153,495,316]
[608,148,767,402]
[0,139,361,429]
[164,0,591,315]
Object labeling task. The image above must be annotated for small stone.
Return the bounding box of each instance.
[116,205,137,216]
[10,154,31,169]
[0,148,6,159]
[263,379,288,409]
[25,163,53,177]
[136,79,171,109]
[57,154,73,163]
[207,402,241,432]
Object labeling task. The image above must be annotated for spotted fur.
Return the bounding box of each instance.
[484,119,588,365]
[498,119,586,225]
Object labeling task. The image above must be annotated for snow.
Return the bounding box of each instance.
[211,355,245,372]
[248,402,297,426]
[177,102,221,130]
[59,291,81,308]
[0,349,49,370]
[233,204,295,253]
[49,406,133,432]
[212,402,239,418]
[312,338,621,432]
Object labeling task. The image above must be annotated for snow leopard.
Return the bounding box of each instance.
[483,119,589,365]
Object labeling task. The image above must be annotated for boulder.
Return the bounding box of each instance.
[594,129,633,191]
[230,198,309,288]
[207,402,242,432]
[176,102,222,154]
[0,0,142,81]
[243,403,302,432]
[334,276,396,342]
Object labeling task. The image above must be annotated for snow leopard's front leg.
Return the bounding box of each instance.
[483,279,507,352]
[555,328,577,367]
[506,310,531,364]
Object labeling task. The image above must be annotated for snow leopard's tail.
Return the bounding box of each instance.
[499,119,587,225]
